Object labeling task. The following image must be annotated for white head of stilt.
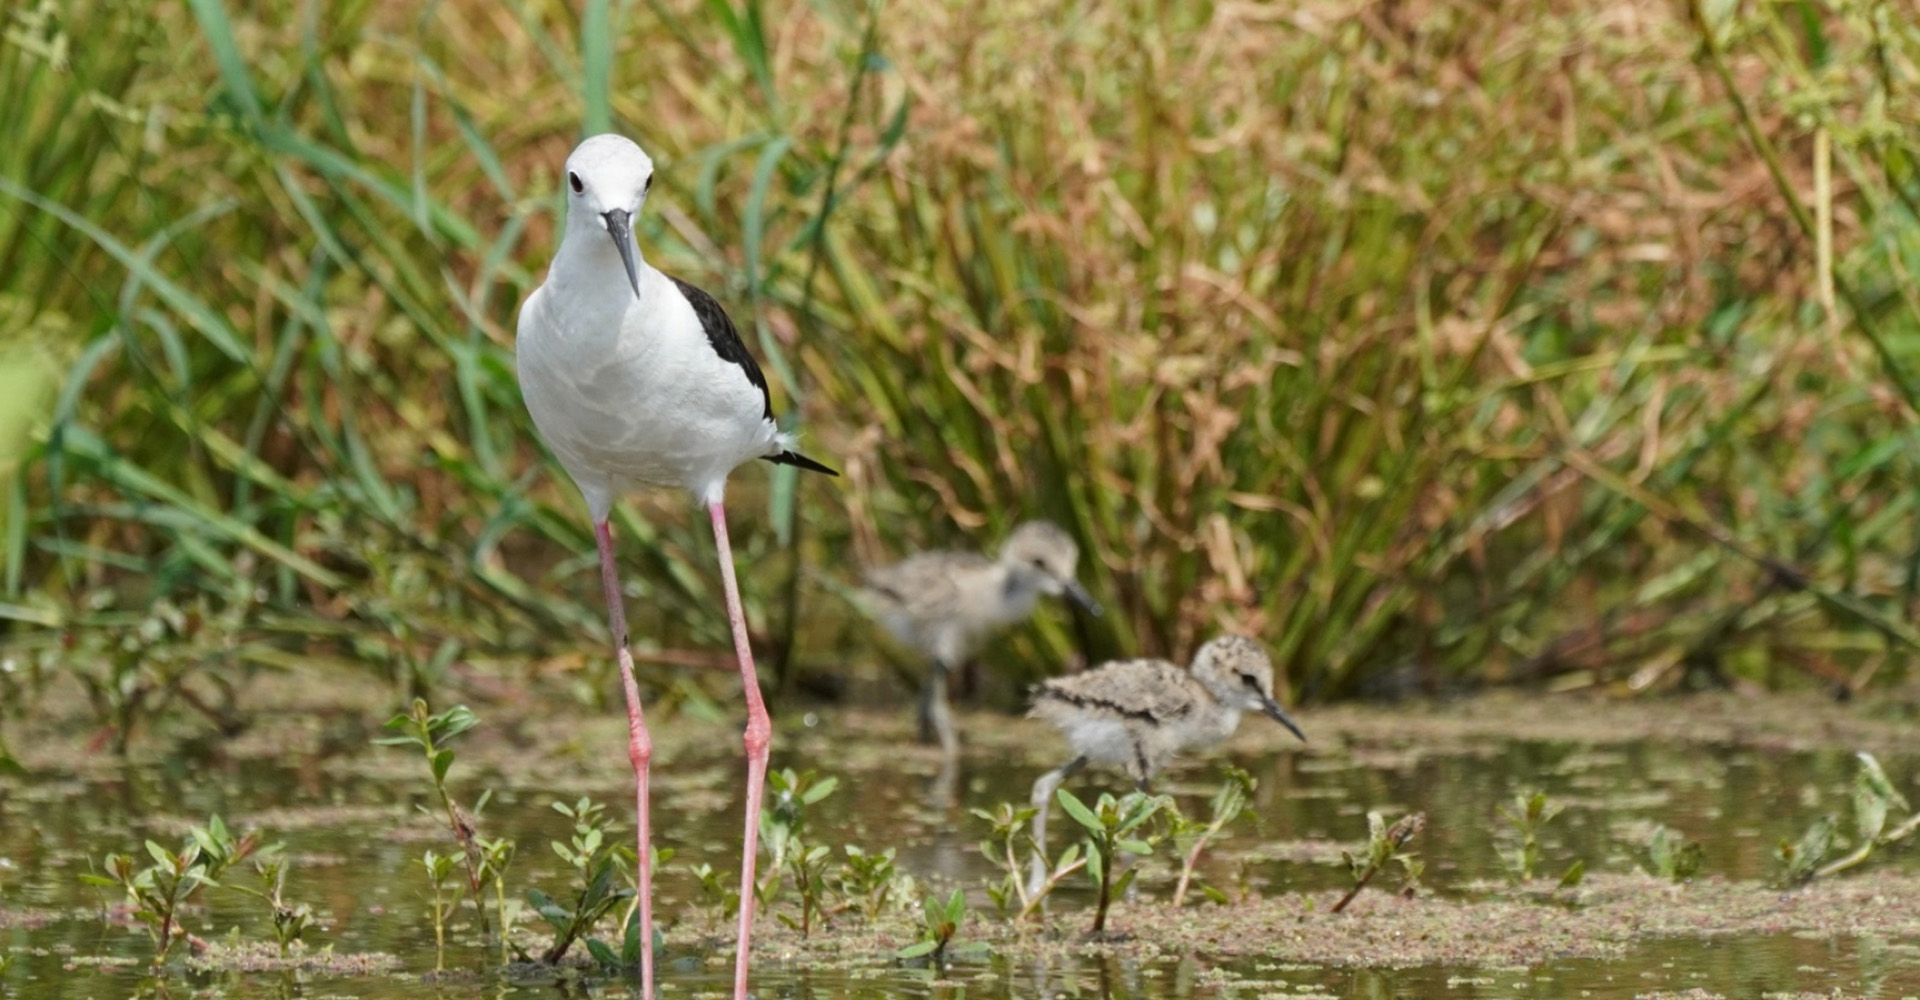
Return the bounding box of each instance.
[556,134,657,297]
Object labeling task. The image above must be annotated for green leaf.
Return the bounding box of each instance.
[1117,838,1153,856]
[1085,844,1104,885]
[1200,884,1230,905]
[1055,789,1101,835]
[431,748,455,786]
[623,909,642,963]
[526,888,570,931]
[801,776,839,804]
[78,874,121,887]
[1055,843,1081,872]
[433,706,480,742]
[1557,859,1586,888]
[1112,866,1140,898]
[895,940,938,959]
[184,0,264,124]
[585,937,619,967]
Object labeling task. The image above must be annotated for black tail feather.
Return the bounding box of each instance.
[764,450,839,476]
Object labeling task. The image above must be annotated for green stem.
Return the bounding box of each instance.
[1091,846,1112,934]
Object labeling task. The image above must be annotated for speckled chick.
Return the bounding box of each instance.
[1030,634,1306,785]
[1024,634,1306,894]
[863,520,1101,754]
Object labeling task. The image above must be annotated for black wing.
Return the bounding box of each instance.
[666,273,839,478]
[667,274,772,420]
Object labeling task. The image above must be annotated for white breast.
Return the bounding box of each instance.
[516,266,779,516]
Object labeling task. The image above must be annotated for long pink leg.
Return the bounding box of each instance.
[594,521,655,1000]
[707,500,770,1000]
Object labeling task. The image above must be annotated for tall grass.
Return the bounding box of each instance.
[2,0,1917,739]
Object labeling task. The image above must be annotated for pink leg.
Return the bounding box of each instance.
[594,521,655,1000]
[707,500,770,1000]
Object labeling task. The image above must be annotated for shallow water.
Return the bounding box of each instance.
[3,691,1919,999]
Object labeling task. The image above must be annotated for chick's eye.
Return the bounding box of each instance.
[568,172,583,194]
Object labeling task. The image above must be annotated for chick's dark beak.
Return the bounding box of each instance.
[1261,697,1307,743]
[603,209,641,299]
[1063,579,1103,617]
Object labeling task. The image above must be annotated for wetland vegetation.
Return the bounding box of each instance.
[5,0,1920,996]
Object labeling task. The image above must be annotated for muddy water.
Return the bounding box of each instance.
[2,689,1919,999]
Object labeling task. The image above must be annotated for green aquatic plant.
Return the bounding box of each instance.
[755,768,838,920]
[475,834,517,961]
[528,797,635,964]
[1055,789,1167,935]
[585,909,648,974]
[1645,824,1705,883]
[782,841,834,937]
[225,854,314,957]
[81,815,263,962]
[418,849,465,971]
[895,888,966,964]
[1166,765,1258,907]
[688,860,741,923]
[837,845,908,923]
[1780,752,1917,886]
[1496,791,1582,886]
[972,802,1041,915]
[1776,814,1836,888]
[374,699,505,941]
[1333,811,1427,914]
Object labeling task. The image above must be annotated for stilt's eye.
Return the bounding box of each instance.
[1240,674,1263,691]
[644,175,654,194]
[569,172,584,194]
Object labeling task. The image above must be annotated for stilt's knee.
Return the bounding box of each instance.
[743,714,772,758]
[629,728,653,772]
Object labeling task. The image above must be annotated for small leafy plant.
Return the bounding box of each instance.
[756,768,838,932]
[82,815,262,962]
[1645,824,1705,883]
[375,699,507,941]
[1778,752,1916,886]
[895,888,966,964]
[528,797,635,964]
[225,854,314,956]
[1054,789,1167,935]
[1496,791,1583,886]
[838,845,906,922]
[420,849,461,971]
[688,860,741,923]
[1333,811,1427,913]
[971,802,1040,914]
[1166,765,1257,907]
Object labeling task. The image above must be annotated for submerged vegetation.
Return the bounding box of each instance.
[2,0,1919,746]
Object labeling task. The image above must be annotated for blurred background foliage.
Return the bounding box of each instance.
[2,0,1919,745]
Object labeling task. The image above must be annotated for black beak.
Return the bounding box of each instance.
[603,209,641,299]
[1062,579,1103,617]
[1261,696,1307,743]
